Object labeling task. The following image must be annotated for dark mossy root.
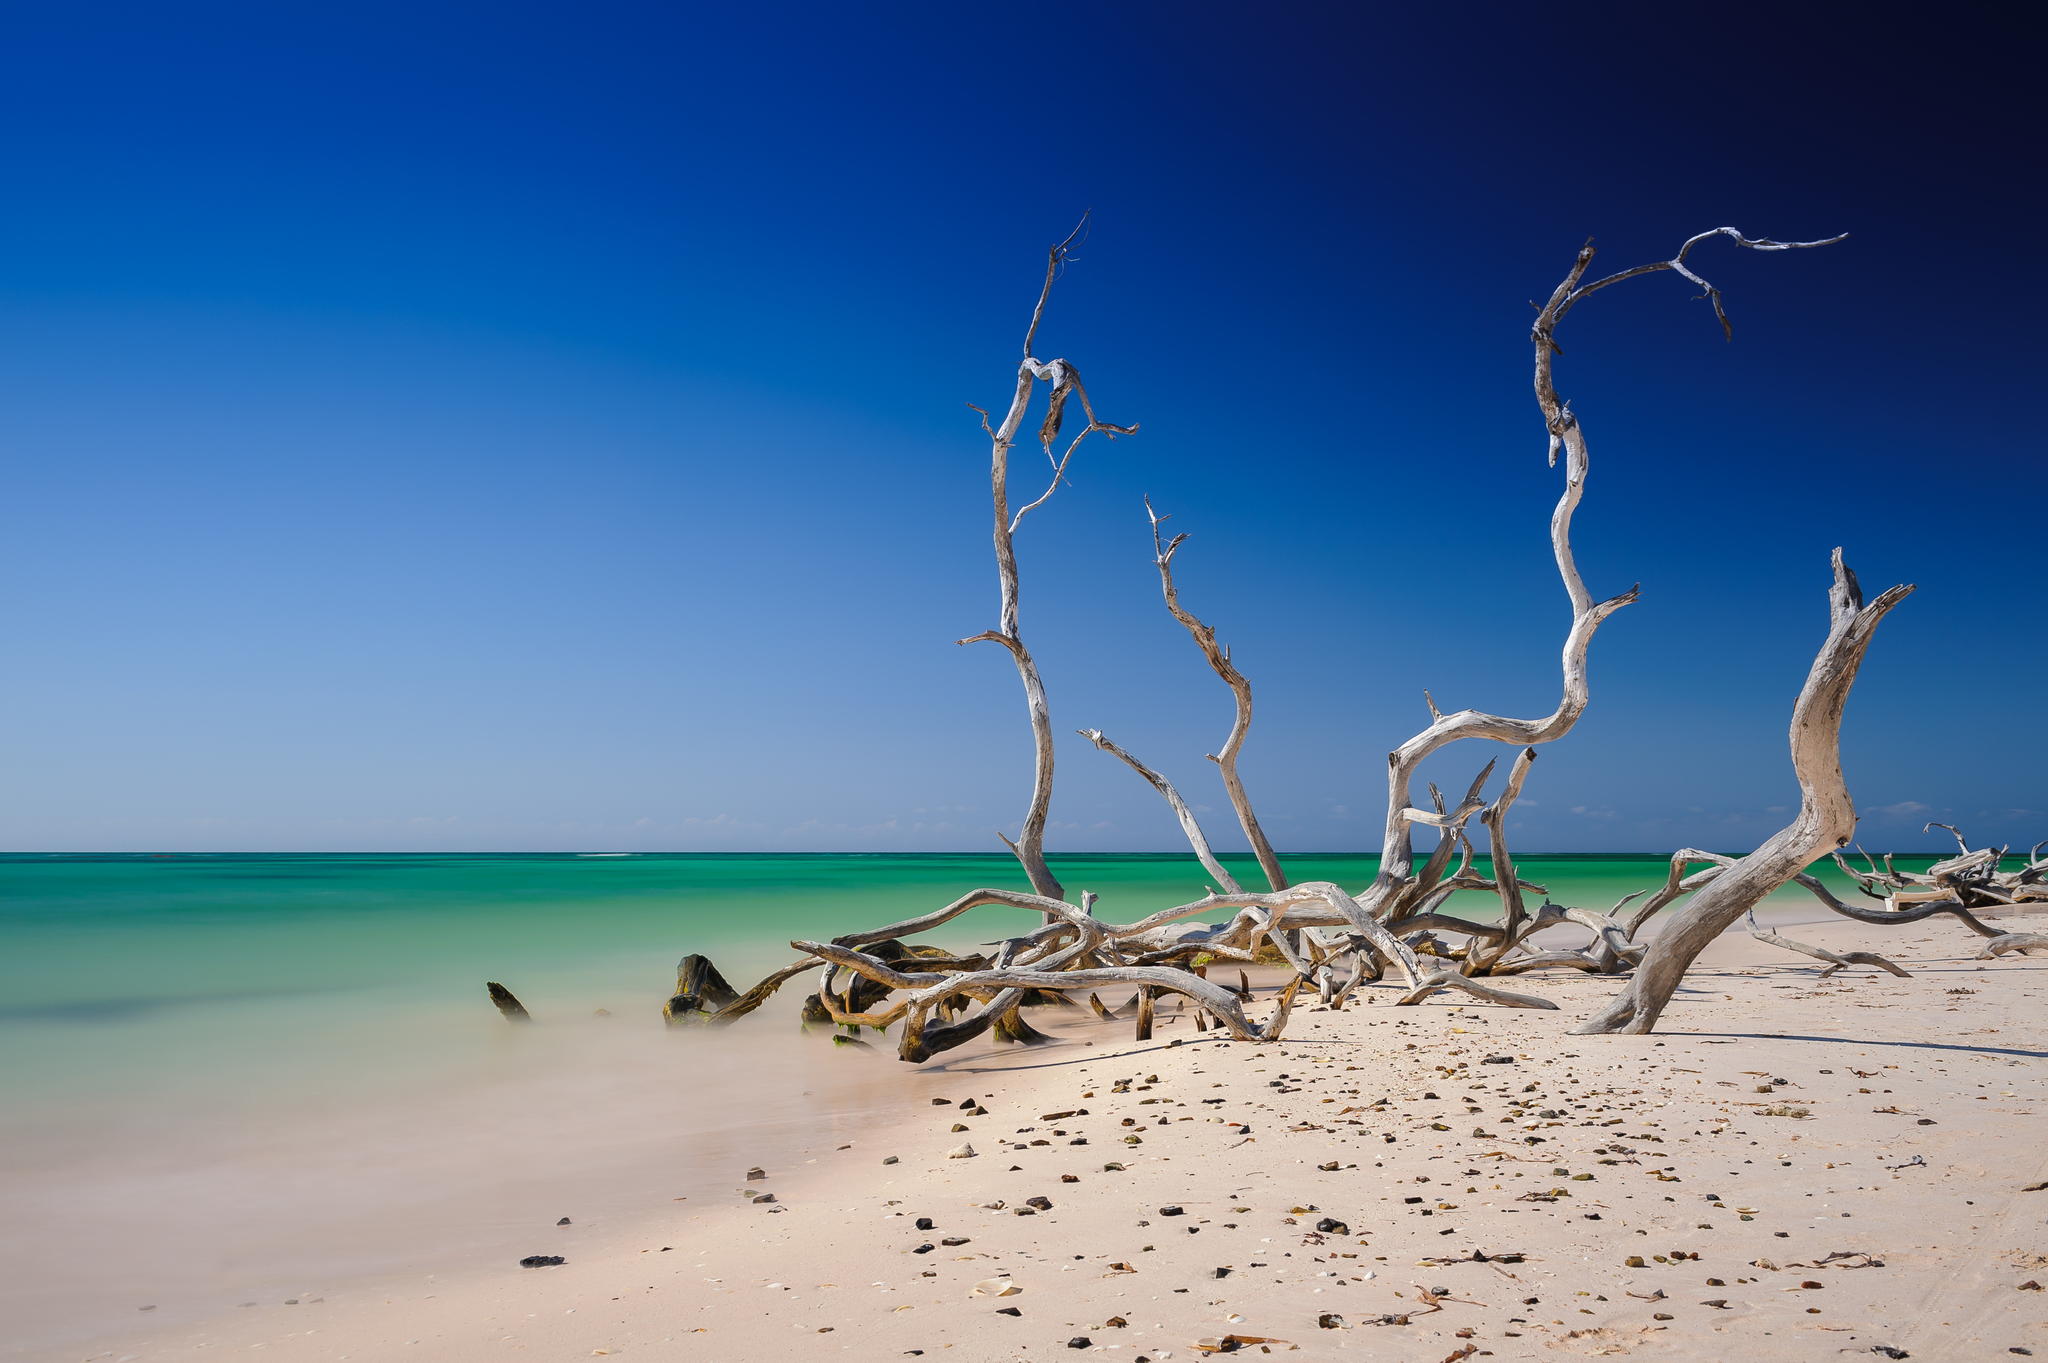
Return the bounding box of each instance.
[664,955,741,1026]
[486,981,532,1022]
[992,1002,1056,1045]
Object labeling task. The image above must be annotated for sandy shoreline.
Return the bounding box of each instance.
[56,913,2047,1363]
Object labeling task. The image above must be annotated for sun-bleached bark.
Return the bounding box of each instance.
[1078,727,1243,893]
[1143,499,1287,890]
[617,224,1884,1062]
[958,215,1135,899]
[1576,551,1912,1035]
[1743,910,1910,977]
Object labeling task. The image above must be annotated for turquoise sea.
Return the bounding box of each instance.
[0,850,1940,1357]
[0,849,1933,1112]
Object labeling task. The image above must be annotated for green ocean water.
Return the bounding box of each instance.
[0,850,1950,1356]
[0,849,1928,1114]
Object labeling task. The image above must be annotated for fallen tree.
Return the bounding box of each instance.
[483,222,2034,1051]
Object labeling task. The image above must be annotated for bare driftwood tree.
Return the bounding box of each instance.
[958,214,1135,901]
[486,223,2029,1060]
[1575,551,1913,1033]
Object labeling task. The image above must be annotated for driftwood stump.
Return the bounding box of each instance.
[664,954,741,1026]
[486,981,531,1022]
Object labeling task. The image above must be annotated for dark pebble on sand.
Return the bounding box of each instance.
[1160,1205,1184,1216]
[915,1217,936,1230]
[1068,1337,1092,1349]
[520,1255,566,1268]
[557,1217,571,1225]
[1316,1218,1350,1235]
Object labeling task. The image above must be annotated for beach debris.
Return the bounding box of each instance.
[970,1278,1021,1297]
[519,1255,566,1268]
[1192,1334,1294,1353]
[1317,1313,1345,1328]
[1067,1338,1092,1349]
[486,982,532,1022]
[556,1216,572,1225]
[946,1144,976,1159]
[663,954,740,1025]
[746,1167,767,1181]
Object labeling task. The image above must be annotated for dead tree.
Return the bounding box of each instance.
[1575,551,1912,1034]
[603,223,1941,1061]
[957,213,1135,902]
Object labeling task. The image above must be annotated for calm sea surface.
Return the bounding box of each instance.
[0,850,1936,1357]
[0,850,1929,1102]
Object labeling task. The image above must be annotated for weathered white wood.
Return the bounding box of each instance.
[1977,933,2048,958]
[1743,910,1910,977]
[958,215,1135,901]
[1144,498,1287,891]
[1078,728,1242,893]
[1576,551,1911,1034]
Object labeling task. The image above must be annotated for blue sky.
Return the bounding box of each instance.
[1,2,2040,854]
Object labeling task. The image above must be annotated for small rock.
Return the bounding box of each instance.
[1067,1337,1091,1349]
[947,1144,976,1159]
[746,1167,767,1181]
[915,1217,935,1230]
[1159,1205,1185,1216]
[1318,1313,1345,1328]
[1315,1218,1350,1235]
[557,1217,571,1226]
[519,1255,566,1268]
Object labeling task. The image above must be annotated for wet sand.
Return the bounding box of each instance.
[47,913,2048,1362]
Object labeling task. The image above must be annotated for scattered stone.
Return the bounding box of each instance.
[946,1144,976,1159]
[519,1255,566,1268]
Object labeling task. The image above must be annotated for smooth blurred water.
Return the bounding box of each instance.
[0,850,1938,1356]
[0,849,1925,1115]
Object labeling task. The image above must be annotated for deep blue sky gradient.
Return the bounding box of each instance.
[2,2,2041,852]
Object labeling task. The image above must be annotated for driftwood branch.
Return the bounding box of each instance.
[1743,911,1910,978]
[1145,498,1286,891]
[1577,550,1912,1034]
[957,214,1135,899]
[1079,728,1243,893]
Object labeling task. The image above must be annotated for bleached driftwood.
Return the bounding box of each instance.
[1976,933,2048,959]
[611,224,1892,1060]
[1576,551,1912,1034]
[1742,910,1911,978]
[957,213,1135,902]
[1143,497,1287,891]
